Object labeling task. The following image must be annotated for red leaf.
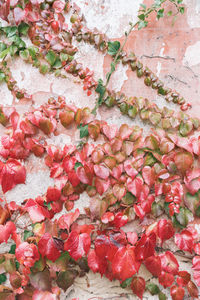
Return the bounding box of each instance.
[184,169,200,195]
[102,124,118,140]
[127,232,138,245]
[159,271,174,288]
[38,233,61,262]
[160,251,179,275]
[144,255,161,277]
[15,242,39,268]
[177,271,191,287]
[46,186,61,202]
[95,234,119,261]
[112,245,140,281]
[0,221,16,244]
[95,177,110,195]
[157,219,174,244]
[101,212,114,224]
[62,156,76,173]
[113,184,126,200]
[131,276,145,300]
[193,243,200,255]
[24,199,50,223]
[112,212,128,228]
[87,249,107,276]
[175,229,193,253]
[187,280,199,298]
[142,166,155,187]
[192,256,200,286]
[76,165,93,185]
[170,285,185,300]
[68,170,80,187]
[64,231,91,261]
[124,159,138,179]
[13,7,26,24]
[53,0,65,12]
[58,208,80,231]
[94,164,109,180]
[127,177,143,197]
[135,233,156,260]
[0,159,26,193]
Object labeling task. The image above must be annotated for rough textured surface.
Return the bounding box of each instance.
[0,0,200,299]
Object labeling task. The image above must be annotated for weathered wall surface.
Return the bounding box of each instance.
[1,0,200,299]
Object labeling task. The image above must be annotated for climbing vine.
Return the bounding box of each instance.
[0,0,199,299]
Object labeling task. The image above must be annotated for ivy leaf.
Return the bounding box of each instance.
[131,276,146,299]
[140,4,146,9]
[79,124,89,139]
[38,233,62,262]
[107,41,120,56]
[64,231,91,261]
[112,245,140,281]
[95,79,106,106]
[24,230,33,241]
[0,71,5,81]
[138,20,148,30]
[0,273,6,284]
[167,10,173,16]
[0,159,26,193]
[157,8,164,19]
[74,162,83,171]
[45,50,57,66]
[121,277,133,288]
[146,283,160,295]
[138,14,145,20]
[179,6,185,14]
[2,26,17,37]
[18,22,29,35]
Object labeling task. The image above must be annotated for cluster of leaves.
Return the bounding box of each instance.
[0,96,199,298]
[0,0,199,299]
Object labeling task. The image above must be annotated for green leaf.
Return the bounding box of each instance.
[53,58,62,69]
[179,6,185,14]
[157,8,164,19]
[159,292,167,300]
[0,42,7,52]
[9,45,18,56]
[120,277,133,288]
[138,20,148,30]
[2,26,17,37]
[0,71,5,82]
[19,49,29,60]
[40,64,49,74]
[24,230,33,241]
[177,0,183,3]
[45,50,57,66]
[28,46,39,59]
[79,124,89,139]
[146,283,160,295]
[74,162,83,171]
[167,10,173,16]
[107,41,120,56]
[95,79,106,106]
[140,4,146,9]
[9,244,16,254]
[10,36,26,49]
[0,273,6,284]
[60,53,68,62]
[138,14,145,20]
[0,48,9,59]
[176,207,193,227]
[18,22,29,35]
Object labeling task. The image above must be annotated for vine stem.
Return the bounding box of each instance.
[93,0,183,115]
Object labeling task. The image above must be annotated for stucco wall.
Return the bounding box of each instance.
[1,0,200,299]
